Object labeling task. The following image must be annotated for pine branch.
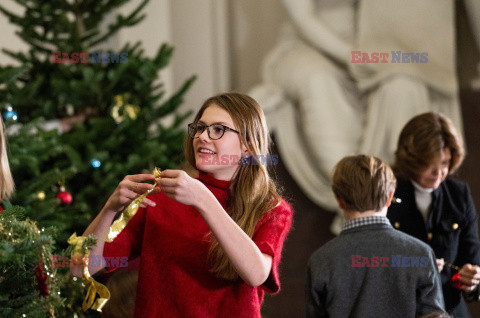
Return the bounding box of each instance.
[154,43,174,70]
[1,48,30,64]
[0,5,23,25]
[87,0,150,48]
[155,75,197,117]
[0,65,28,85]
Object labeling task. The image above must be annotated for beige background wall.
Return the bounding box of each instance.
[0,1,29,65]
[170,0,230,114]
[228,0,287,92]
[2,1,478,108]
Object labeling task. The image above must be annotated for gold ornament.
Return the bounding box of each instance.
[105,167,162,242]
[67,233,110,312]
[111,93,140,123]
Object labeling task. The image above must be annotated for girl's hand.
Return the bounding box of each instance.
[459,264,480,292]
[104,174,160,214]
[159,170,208,208]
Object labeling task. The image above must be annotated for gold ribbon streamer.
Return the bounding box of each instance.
[105,167,161,243]
[67,167,161,311]
[67,233,110,312]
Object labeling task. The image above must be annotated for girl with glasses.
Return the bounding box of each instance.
[75,92,293,317]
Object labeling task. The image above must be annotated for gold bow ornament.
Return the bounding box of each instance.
[68,167,161,311]
[67,233,110,312]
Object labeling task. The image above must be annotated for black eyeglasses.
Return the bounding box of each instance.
[187,123,240,140]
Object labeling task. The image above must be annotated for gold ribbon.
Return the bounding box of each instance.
[67,167,161,311]
[67,233,110,312]
[105,167,162,242]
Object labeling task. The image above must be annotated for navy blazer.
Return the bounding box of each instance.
[387,177,480,316]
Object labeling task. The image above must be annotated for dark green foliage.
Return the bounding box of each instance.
[0,206,63,317]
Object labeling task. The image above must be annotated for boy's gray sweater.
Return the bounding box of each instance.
[306,223,445,317]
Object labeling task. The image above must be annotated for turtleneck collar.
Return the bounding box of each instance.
[411,180,435,193]
[198,170,231,190]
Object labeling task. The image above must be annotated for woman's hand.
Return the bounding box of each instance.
[103,174,160,214]
[458,264,480,292]
[436,258,444,273]
[159,170,208,208]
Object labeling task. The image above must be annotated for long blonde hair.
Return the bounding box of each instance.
[184,92,281,280]
[0,117,14,201]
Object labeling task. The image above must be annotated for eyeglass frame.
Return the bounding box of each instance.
[187,122,240,140]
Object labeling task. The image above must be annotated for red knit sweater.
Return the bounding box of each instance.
[103,171,292,317]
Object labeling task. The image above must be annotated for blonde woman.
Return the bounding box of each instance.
[0,117,15,208]
[77,93,293,317]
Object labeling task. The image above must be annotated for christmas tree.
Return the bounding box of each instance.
[0,206,63,317]
[0,0,195,316]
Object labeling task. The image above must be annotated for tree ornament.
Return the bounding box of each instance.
[67,233,110,312]
[2,105,18,122]
[57,179,73,206]
[90,158,101,168]
[111,93,140,123]
[57,186,72,206]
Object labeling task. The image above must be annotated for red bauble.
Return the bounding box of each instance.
[57,187,73,206]
[451,272,462,289]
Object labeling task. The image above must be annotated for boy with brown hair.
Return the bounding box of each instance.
[306,155,445,317]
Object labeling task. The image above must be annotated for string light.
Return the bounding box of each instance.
[90,158,101,168]
[37,191,46,200]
